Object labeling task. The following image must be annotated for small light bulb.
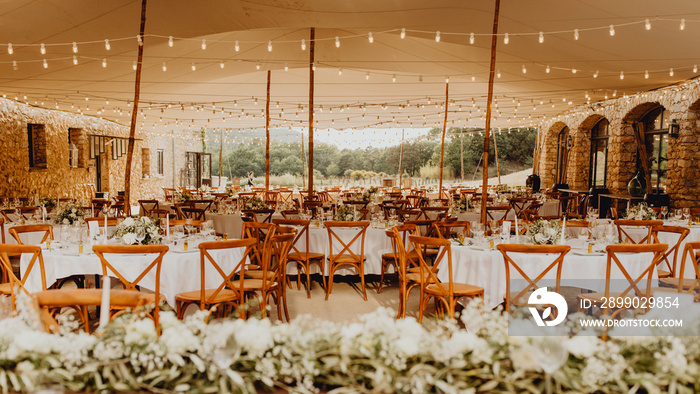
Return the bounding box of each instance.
[312,63,315,71]
[538,31,544,43]
[504,33,509,44]
[366,72,370,80]
[469,32,475,44]
[137,35,142,46]
[546,65,550,73]
[267,41,272,51]
[400,28,406,39]
[368,32,373,43]
[572,68,577,74]
[73,55,78,65]
[201,39,206,50]
[522,65,527,73]
[168,36,173,47]
[645,19,651,30]
[234,40,240,52]
[392,74,396,82]
[620,71,624,79]
[301,39,306,50]
[102,58,107,67]
[680,19,686,30]
[284,63,288,71]
[40,43,46,54]
[445,76,449,83]
[191,62,196,71]
[609,25,615,36]
[497,69,501,78]
[471,75,475,81]
[335,36,340,47]
[435,31,440,42]
[593,70,599,78]
[72,42,78,53]
[42,59,47,68]
[12,61,17,70]
[7,43,13,55]
[574,29,579,40]
[645,70,649,79]
[694,64,698,73]
[669,68,674,76]
[104,39,111,50]
[338,68,343,76]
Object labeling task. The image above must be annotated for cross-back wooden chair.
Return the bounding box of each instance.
[0,209,17,223]
[92,244,169,327]
[509,197,537,219]
[396,209,422,222]
[658,242,700,297]
[419,206,449,221]
[324,221,369,301]
[577,243,667,318]
[379,224,419,295]
[241,221,277,268]
[651,225,690,279]
[614,220,664,244]
[432,220,471,239]
[241,208,275,223]
[404,219,437,237]
[486,205,511,221]
[35,289,151,333]
[138,199,159,217]
[150,208,175,221]
[280,209,300,219]
[410,235,483,321]
[272,219,325,298]
[0,244,47,310]
[386,228,421,318]
[498,244,571,313]
[8,224,54,245]
[175,238,256,319]
[278,190,293,205]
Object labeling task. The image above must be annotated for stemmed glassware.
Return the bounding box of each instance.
[135,227,146,245]
[683,208,691,223]
[660,206,668,220]
[674,208,683,223]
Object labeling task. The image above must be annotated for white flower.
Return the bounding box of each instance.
[565,335,599,358]
[510,343,542,372]
[122,217,135,227]
[122,232,137,245]
[124,318,157,346]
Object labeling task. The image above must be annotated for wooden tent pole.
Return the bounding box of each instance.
[265,70,271,191]
[480,0,501,224]
[301,131,306,188]
[398,128,404,190]
[438,80,449,196]
[460,129,464,181]
[123,0,147,212]
[219,128,223,186]
[308,27,315,196]
[493,129,501,184]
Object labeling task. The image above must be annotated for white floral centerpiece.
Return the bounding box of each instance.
[334,203,354,221]
[177,190,195,203]
[244,196,267,210]
[2,293,700,394]
[112,216,162,245]
[38,196,56,210]
[53,201,85,225]
[626,202,658,220]
[360,186,379,202]
[525,219,563,244]
[452,195,474,213]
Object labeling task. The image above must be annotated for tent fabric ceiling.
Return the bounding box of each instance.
[1,0,699,133]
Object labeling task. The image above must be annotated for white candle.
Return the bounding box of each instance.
[166,215,170,237]
[103,215,108,243]
[515,217,519,243]
[41,207,46,223]
[561,216,566,244]
[98,276,110,330]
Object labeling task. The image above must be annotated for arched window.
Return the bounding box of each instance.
[640,108,669,191]
[555,126,570,185]
[589,118,609,188]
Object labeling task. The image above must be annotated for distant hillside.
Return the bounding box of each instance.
[204,128,302,151]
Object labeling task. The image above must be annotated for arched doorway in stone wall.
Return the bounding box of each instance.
[617,102,665,194]
[582,115,609,189]
[540,122,569,189]
[555,126,571,186]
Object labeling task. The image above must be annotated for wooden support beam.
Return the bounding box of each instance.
[438,80,449,195]
[308,27,315,196]
[265,70,271,191]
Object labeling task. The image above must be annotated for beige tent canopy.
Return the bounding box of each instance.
[1,0,699,132]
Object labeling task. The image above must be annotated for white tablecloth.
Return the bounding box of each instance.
[624,222,700,279]
[206,212,245,239]
[438,240,658,309]
[3,222,64,245]
[20,243,247,305]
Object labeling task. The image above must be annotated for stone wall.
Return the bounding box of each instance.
[536,78,700,208]
[0,98,202,202]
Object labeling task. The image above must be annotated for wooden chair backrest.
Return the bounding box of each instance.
[676,242,700,295]
[486,205,511,221]
[651,225,690,278]
[272,219,312,262]
[409,235,453,296]
[138,200,159,217]
[602,243,667,304]
[419,206,449,221]
[497,244,571,311]
[433,220,471,239]
[8,224,54,245]
[241,209,275,223]
[396,209,422,222]
[324,221,369,264]
[242,221,277,265]
[404,219,437,237]
[0,244,47,307]
[614,220,664,244]
[198,238,256,307]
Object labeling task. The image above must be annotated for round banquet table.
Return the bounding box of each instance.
[437,239,659,310]
[19,240,247,306]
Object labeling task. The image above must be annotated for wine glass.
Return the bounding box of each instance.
[683,208,690,223]
[172,225,185,239]
[660,206,669,220]
[577,227,588,248]
[674,208,683,223]
[490,220,501,237]
[135,227,146,245]
[102,204,110,218]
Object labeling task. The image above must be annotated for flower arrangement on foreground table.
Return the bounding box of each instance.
[453,195,475,213]
[244,196,267,210]
[112,216,162,245]
[626,202,658,221]
[334,203,354,221]
[360,186,379,202]
[2,294,700,394]
[525,219,563,245]
[52,200,85,225]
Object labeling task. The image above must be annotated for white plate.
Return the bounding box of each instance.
[572,250,604,256]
